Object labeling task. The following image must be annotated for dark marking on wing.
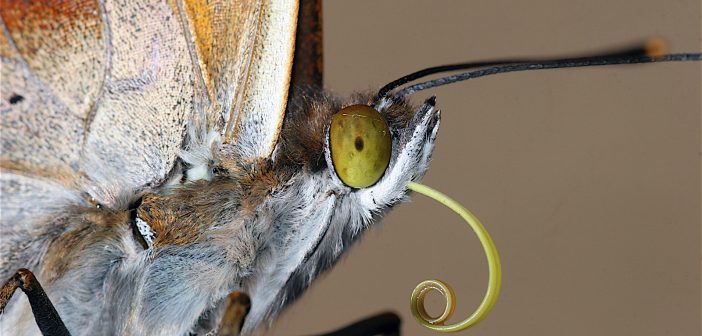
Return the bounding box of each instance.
[8,94,23,104]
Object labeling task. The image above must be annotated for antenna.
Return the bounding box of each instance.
[377,38,701,99]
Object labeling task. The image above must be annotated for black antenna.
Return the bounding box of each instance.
[395,53,701,98]
[377,38,700,99]
[377,59,530,99]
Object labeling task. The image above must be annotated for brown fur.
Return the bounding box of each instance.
[128,88,419,249]
[42,207,128,282]
[138,163,290,247]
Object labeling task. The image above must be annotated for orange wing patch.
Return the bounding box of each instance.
[0,0,106,116]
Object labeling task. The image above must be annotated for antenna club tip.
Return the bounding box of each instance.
[645,37,669,57]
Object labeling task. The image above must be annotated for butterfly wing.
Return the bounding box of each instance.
[1,0,116,232]
[181,0,298,160]
[0,0,296,260]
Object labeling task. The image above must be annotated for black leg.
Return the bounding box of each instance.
[317,312,401,336]
[0,269,71,336]
[217,292,251,336]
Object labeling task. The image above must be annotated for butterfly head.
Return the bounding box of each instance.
[229,89,440,330]
[275,88,440,205]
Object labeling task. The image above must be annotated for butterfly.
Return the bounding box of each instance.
[1,1,700,336]
[0,1,439,334]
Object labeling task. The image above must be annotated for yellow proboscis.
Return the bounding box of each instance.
[406,181,502,333]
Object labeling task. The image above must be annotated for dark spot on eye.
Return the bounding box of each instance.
[9,94,24,105]
[354,136,364,151]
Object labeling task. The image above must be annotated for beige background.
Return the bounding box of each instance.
[272,1,701,335]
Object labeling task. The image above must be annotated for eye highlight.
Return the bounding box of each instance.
[329,105,392,188]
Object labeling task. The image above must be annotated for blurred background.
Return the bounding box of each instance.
[272,1,700,335]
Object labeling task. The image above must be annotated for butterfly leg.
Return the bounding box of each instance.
[217,292,251,336]
[0,268,70,336]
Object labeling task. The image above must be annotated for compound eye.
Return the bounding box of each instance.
[329,105,392,188]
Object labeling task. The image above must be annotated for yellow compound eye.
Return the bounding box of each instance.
[330,105,392,188]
